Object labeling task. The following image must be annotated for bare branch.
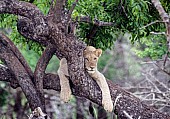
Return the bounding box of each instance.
[153,61,170,75]
[163,52,169,68]
[151,0,169,23]
[151,0,170,67]
[82,17,115,42]
[150,31,166,35]
[120,0,128,18]
[140,20,166,30]
[78,16,115,26]
[86,24,99,42]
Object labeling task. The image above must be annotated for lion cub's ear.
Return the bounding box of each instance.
[83,49,87,56]
[95,49,102,57]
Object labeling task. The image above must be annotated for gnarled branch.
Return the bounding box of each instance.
[0,33,42,111]
[0,0,44,19]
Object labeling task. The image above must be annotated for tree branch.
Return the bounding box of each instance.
[17,17,49,45]
[140,20,166,30]
[151,0,170,67]
[0,33,42,111]
[0,0,44,19]
[67,0,78,22]
[0,64,170,119]
[0,32,34,81]
[34,44,56,112]
[86,24,99,44]
[79,17,115,44]
[151,0,169,23]
[78,16,115,26]
[52,0,66,23]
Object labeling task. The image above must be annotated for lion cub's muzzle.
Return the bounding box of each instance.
[86,66,96,74]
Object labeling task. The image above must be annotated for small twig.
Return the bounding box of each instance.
[142,71,161,93]
[78,16,115,27]
[141,99,167,102]
[150,31,166,35]
[120,0,128,18]
[150,69,170,90]
[163,51,169,68]
[140,20,166,30]
[153,61,170,76]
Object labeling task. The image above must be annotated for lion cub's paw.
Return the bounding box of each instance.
[102,97,113,112]
[60,88,72,103]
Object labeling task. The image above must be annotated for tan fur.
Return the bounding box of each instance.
[58,46,113,112]
[84,46,113,112]
[58,58,71,102]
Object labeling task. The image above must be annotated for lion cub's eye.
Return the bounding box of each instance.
[94,57,97,60]
[85,58,89,61]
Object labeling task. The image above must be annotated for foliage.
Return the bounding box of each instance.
[0,0,170,59]
[0,14,43,55]
[0,86,8,107]
[70,0,169,58]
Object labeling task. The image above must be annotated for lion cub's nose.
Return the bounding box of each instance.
[90,66,95,70]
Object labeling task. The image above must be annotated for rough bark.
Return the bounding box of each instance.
[0,0,170,119]
[0,33,42,110]
[34,44,56,112]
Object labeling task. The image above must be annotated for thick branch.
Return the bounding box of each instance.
[0,0,43,19]
[17,17,49,45]
[0,33,42,111]
[17,17,64,59]
[0,32,34,80]
[0,65,170,119]
[52,0,66,23]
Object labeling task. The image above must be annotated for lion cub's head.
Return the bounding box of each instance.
[84,46,102,74]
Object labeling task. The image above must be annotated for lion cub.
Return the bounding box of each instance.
[58,46,113,112]
[84,46,113,112]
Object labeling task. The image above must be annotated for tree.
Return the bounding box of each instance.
[0,0,170,119]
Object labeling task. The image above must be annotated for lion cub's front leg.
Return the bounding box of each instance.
[57,58,71,102]
[91,71,113,112]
